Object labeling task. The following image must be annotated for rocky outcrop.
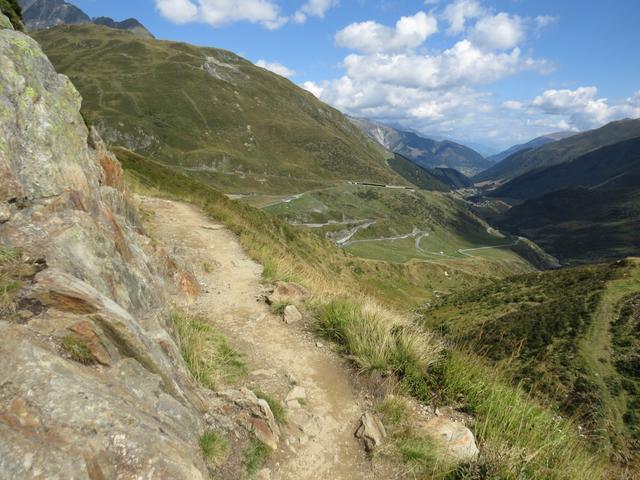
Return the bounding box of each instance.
[0,14,269,478]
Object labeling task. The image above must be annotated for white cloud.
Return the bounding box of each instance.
[531,87,640,130]
[293,0,338,23]
[503,100,523,110]
[256,59,296,78]
[534,15,557,31]
[302,81,324,98]
[156,0,198,23]
[471,13,524,50]
[443,0,483,35]
[155,0,286,29]
[335,12,438,53]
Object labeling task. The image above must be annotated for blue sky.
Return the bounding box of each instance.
[73,0,640,151]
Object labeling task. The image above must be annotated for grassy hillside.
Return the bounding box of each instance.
[475,118,640,183]
[497,186,640,264]
[493,136,640,199]
[423,259,640,469]
[387,153,450,191]
[33,24,404,194]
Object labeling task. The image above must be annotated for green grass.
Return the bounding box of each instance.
[171,310,246,390]
[243,438,271,475]
[199,430,229,466]
[61,335,96,365]
[0,246,22,316]
[255,391,287,425]
[33,24,404,195]
[424,260,640,471]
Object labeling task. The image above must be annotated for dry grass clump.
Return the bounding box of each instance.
[171,310,246,390]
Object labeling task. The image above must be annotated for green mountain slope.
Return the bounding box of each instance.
[496,186,640,264]
[423,259,640,467]
[475,118,640,184]
[350,117,491,176]
[493,136,640,199]
[486,131,575,164]
[386,153,450,191]
[33,24,405,194]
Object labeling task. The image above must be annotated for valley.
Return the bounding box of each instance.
[1,2,639,479]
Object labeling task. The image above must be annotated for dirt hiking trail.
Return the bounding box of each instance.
[140,197,396,480]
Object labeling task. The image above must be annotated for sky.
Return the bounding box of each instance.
[73,0,640,152]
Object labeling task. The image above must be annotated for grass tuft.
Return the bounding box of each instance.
[200,430,229,466]
[255,391,287,425]
[171,310,246,389]
[243,438,271,475]
[61,335,96,365]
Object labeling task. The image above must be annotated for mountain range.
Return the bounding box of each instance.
[350,116,492,177]
[479,123,640,264]
[486,131,576,164]
[19,0,153,37]
[474,118,640,184]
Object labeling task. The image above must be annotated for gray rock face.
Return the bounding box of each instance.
[19,0,154,37]
[0,15,271,479]
[20,0,90,31]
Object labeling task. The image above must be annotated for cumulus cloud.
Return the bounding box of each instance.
[293,0,338,24]
[443,0,483,35]
[255,59,296,78]
[302,3,566,148]
[532,87,640,130]
[155,0,286,29]
[471,12,524,50]
[156,0,198,23]
[335,12,438,53]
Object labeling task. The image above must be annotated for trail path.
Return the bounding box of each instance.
[140,197,393,480]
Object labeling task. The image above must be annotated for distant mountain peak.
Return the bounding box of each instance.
[350,117,491,177]
[19,0,153,37]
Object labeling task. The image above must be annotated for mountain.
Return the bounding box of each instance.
[474,118,640,184]
[20,0,88,30]
[19,0,153,37]
[428,167,473,189]
[350,117,491,177]
[486,132,576,164]
[492,136,640,199]
[489,135,640,263]
[34,24,405,195]
[387,153,450,191]
[92,16,154,38]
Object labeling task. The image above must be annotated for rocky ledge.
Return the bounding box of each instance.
[0,14,275,479]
